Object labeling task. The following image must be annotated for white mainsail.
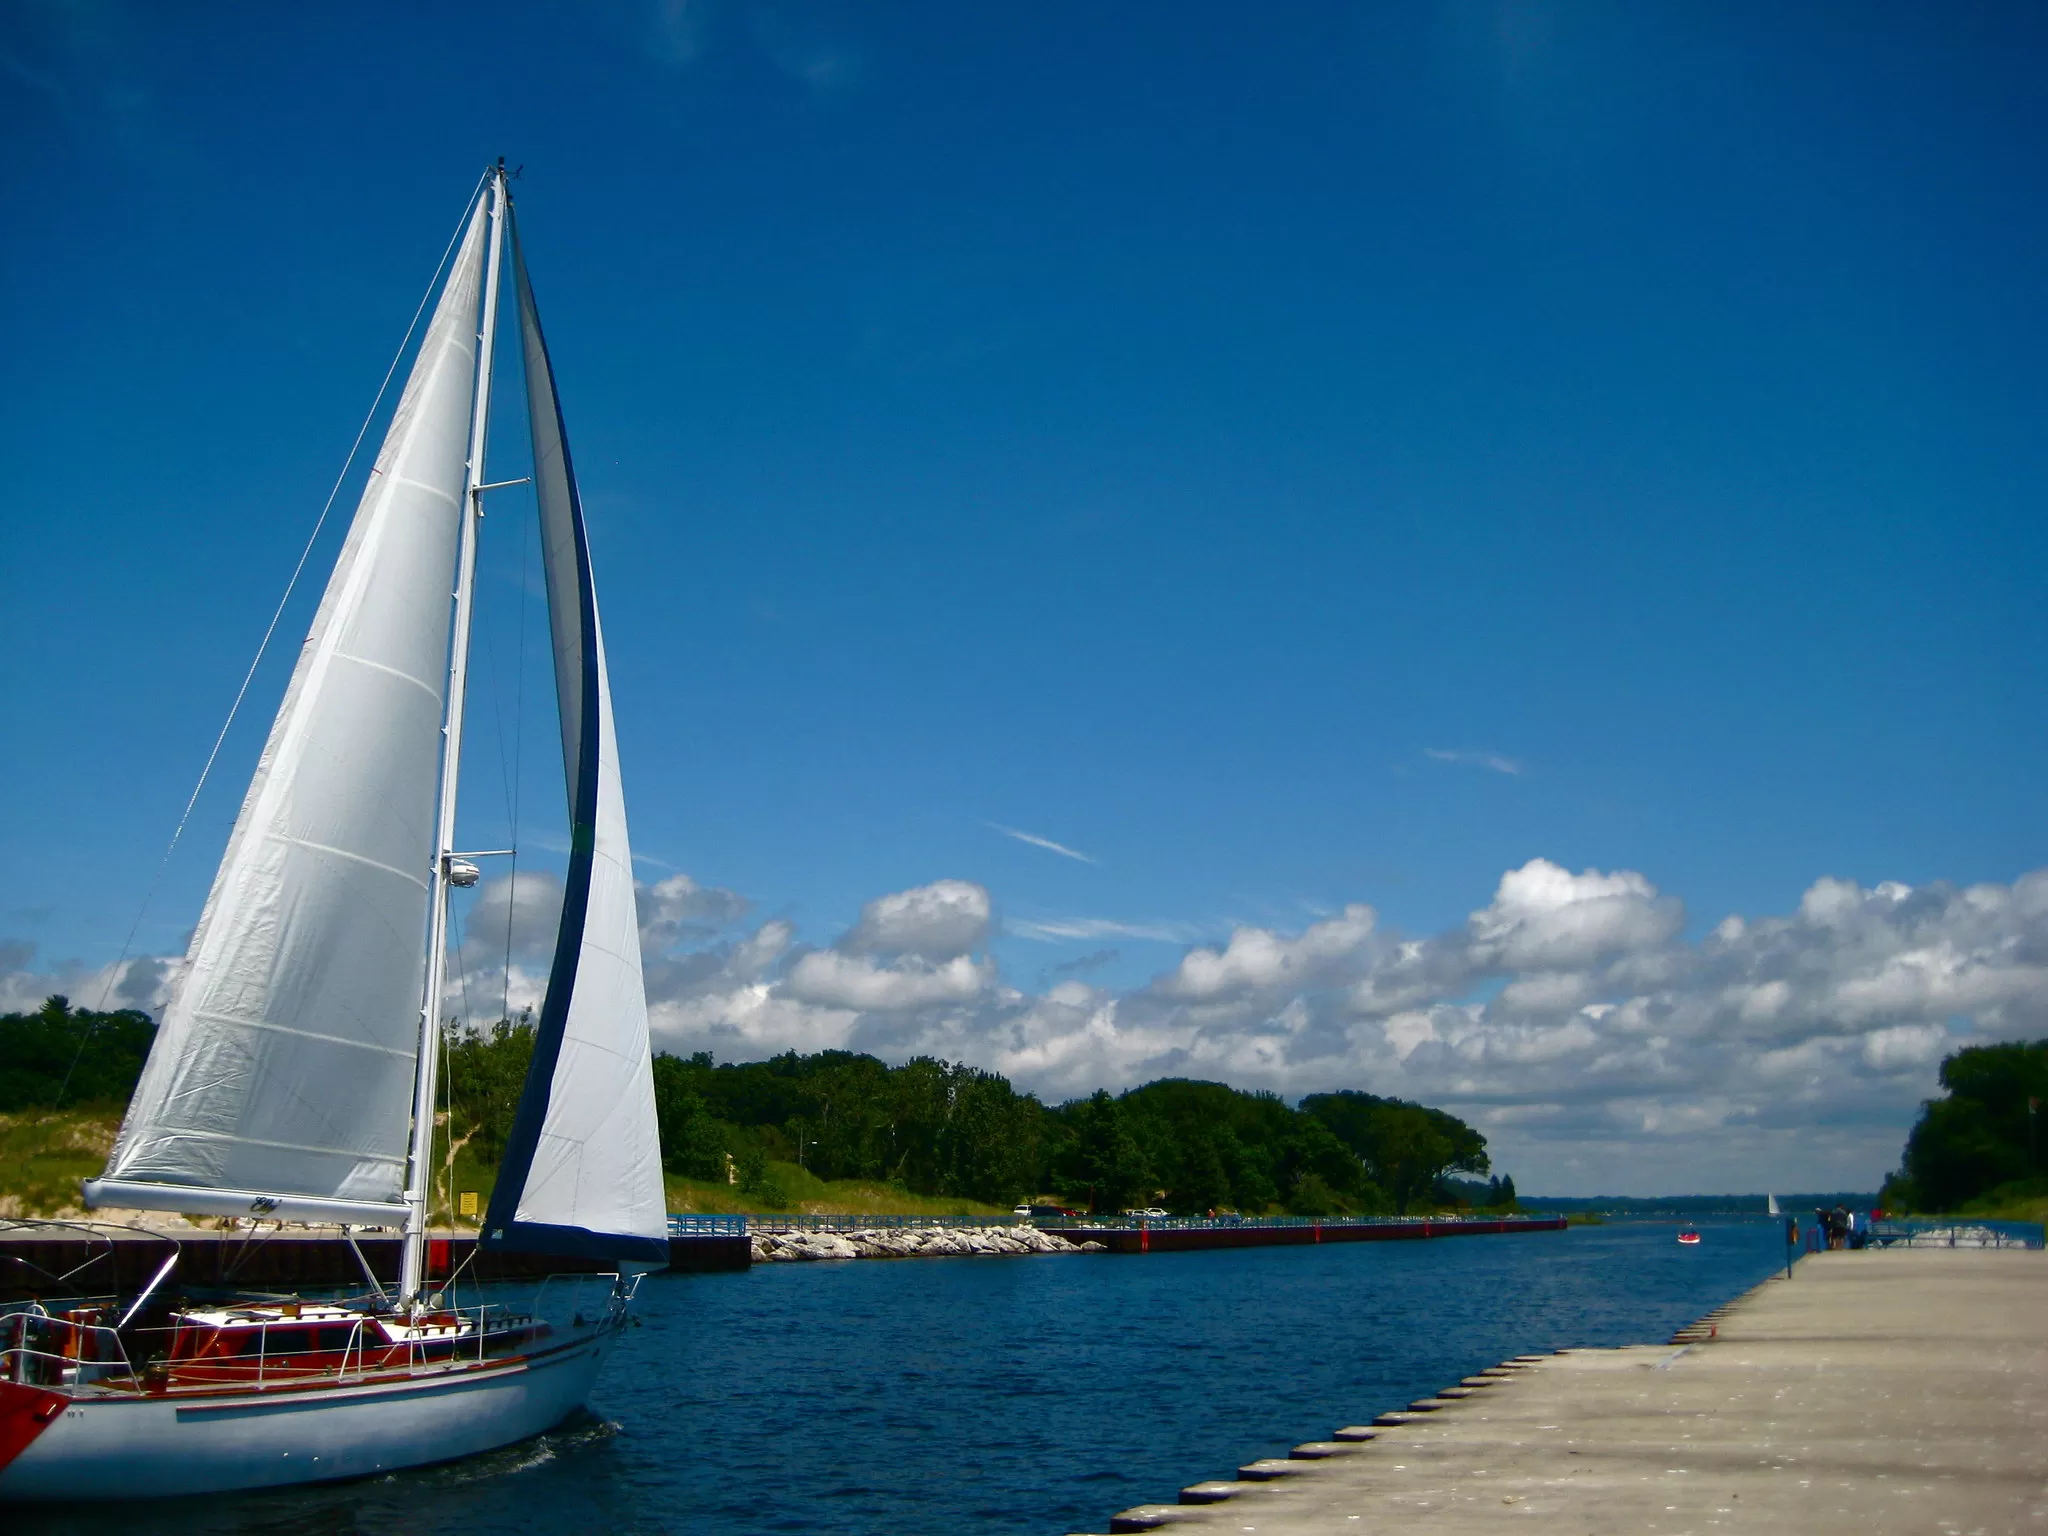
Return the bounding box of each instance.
[87,197,491,1225]
[482,212,668,1260]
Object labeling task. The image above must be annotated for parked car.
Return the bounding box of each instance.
[1012,1204,1078,1220]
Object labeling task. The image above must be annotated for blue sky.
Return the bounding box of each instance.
[5,3,2046,1193]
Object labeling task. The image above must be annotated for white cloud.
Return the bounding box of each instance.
[1153,905,1378,1002]
[637,872,753,951]
[459,871,565,963]
[0,949,177,1018]
[841,879,990,958]
[27,854,2048,1197]
[783,951,994,1011]
[1860,1023,1949,1070]
[627,860,2048,1191]
[1467,859,1683,971]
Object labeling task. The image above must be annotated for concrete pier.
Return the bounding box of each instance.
[1084,1248,2048,1534]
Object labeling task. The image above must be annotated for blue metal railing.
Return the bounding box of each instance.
[735,1213,1025,1234]
[667,1214,750,1237]
[1083,1213,1530,1229]
[1866,1219,2043,1250]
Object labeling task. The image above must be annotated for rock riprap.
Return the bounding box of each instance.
[748,1225,1106,1262]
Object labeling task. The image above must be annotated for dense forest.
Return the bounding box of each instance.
[2,998,1507,1215]
[456,1019,1501,1214]
[1882,1039,2048,1213]
[0,995,157,1112]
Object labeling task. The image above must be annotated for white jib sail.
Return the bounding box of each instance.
[88,198,491,1225]
[483,218,667,1259]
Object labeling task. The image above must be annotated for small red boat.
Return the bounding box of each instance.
[1677,1225,1702,1245]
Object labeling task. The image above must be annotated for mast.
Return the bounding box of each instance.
[401,164,509,1304]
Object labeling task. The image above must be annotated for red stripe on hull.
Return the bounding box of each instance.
[0,1382,66,1478]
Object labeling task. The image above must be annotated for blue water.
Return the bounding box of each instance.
[19,1219,1790,1533]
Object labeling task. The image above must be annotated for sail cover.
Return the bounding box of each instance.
[482,208,669,1262]
[86,197,491,1226]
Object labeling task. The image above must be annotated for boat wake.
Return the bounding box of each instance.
[397,1412,621,1488]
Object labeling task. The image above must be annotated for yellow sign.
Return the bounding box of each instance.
[458,1190,478,1217]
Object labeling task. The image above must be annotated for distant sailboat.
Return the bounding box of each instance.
[0,163,668,1500]
[1767,1193,1780,1216]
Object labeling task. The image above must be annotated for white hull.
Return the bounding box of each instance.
[0,1330,612,1502]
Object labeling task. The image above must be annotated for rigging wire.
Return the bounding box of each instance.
[500,401,534,1025]
[477,488,532,1026]
[56,171,492,1109]
[470,234,533,1027]
[444,903,474,1231]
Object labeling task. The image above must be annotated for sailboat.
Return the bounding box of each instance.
[1767,1193,1780,1216]
[0,164,669,1500]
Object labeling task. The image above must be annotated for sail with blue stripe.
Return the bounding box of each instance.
[482,205,669,1263]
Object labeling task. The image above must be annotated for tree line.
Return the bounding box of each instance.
[456,1017,1501,1214]
[2,999,1508,1215]
[0,996,156,1112]
[1883,1039,2048,1212]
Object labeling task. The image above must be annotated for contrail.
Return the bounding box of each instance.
[988,823,1098,864]
[1424,748,1523,775]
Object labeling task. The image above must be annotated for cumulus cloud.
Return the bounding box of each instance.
[1154,905,1378,1002]
[637,872,753,950]
[637,859,2048,1192]
[783,951,994,1011]
[1464,859,1683,972]
[461,871,567,962]
[0,948,178,1018]
[26,853,2048,1195]
[841,879,990,958]
[632,879,1001,1059]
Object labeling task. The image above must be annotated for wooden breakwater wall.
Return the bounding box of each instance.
[1043,1215,1566,1254]
[0,1231,750,1297]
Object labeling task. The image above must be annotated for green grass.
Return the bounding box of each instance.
[428,1153,1012,1223]
[0,1116,1005,1226]
[1951,1178,2048,1224]
[0,1107,121,1218]
[1875,1178,2048,1225]
[665,1161,1010,1217]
